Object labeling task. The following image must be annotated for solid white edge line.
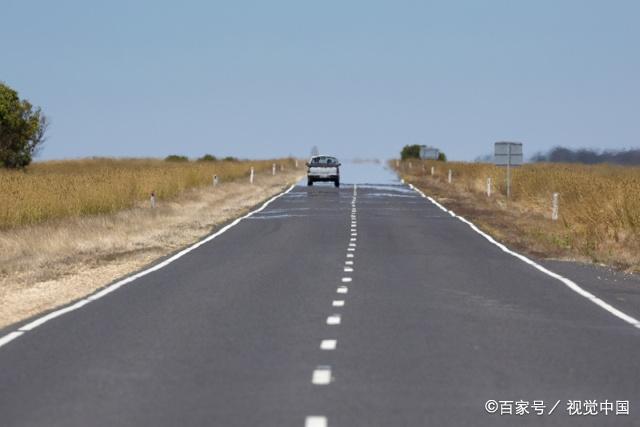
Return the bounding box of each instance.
[0,184,298,349]
[407,183,640,330]
[0,331,24,347]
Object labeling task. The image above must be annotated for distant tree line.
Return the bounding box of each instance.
[531,147,640,166]
[401,144,446,161]
[164,154,239,162]
[0,82,48,168]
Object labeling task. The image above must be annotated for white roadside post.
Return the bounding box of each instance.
[487,177,491,197]
[213,175,219,186]
[272,163,276,176]
[431,166,435,176]
[448,169,452,184]
[552,193,559,221]
[396,159,400,168]
[250,167,254,184]
[295,159,299,168]
[150,192,156,209]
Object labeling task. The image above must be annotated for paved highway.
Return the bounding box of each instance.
[1,163,640,426]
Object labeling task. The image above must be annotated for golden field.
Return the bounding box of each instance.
[0,157,296,229]
[397,160,640,270]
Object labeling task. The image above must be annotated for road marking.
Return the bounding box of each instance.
[345,260,353,265]
[305,416,328,427]
[326,314,341,325]
[348,243,356,247]
[0,331,24,347]
[408,183,640,330]
[320,339,337,350]
[333,300,345,306]
[344,267,353,272]
[341,277,352,282]
[312,366,333,384]
[337,286,348,294]
[350,238,356,242]
[347,248,355,251]
[346,253,354,258]
[0,185,298,350]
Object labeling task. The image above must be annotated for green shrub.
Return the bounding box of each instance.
[164,155,189,162]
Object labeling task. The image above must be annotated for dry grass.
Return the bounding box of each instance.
[0,157,295,228]
[0,165,303,328]
[396,160,640,271]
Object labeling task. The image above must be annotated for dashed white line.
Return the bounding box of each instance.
[333,300,345,307]
[344,267,353,272]
[341,277,352,282]
[345,260,353,265]
[337,286,348,294]
[326,314,341,325]
[320,339,337,350]
[348,243,356,247]
[347,248,355,252]
[312,366,333,384]
[346,253,354,258]
[305,416,328,427]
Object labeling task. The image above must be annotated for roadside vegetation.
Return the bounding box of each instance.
[395,160,640,271]
[0,157,295,228]
[0,82,48,169]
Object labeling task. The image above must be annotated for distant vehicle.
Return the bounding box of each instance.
[306,155,341,187]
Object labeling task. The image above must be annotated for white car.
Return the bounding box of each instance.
[306,155,341,187]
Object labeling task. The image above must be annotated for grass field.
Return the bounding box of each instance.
[0,157,296,229]
[397,160,640,271]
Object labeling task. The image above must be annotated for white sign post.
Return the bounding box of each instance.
[552,193,559,221]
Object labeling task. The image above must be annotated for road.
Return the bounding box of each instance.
[1,162,640,426]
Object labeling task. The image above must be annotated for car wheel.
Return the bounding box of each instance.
[334,179,340,188]
[307,179,313,186]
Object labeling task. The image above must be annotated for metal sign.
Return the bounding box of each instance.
[494,142,523,166]
[494,142,523,199]
[420,146,440,160]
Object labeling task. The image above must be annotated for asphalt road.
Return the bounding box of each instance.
[2,163,640,426]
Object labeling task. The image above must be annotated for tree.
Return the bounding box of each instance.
[0,82,48,168]
[197,154,217,161]
[437,152,447,161]
[164,154,189,162]
[400,144,421,160]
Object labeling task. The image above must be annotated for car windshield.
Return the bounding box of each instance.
[310,156,338,165]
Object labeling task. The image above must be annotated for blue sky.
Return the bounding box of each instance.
[2,0,639,161]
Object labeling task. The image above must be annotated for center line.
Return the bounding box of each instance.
[345,260,354,265]
[337,286,348,294]
[305,416,328,427]
[312,366,332,385]
[346,253,354,258]
[341,277,352,282]
[327,314,341,325]
[333,300,345,306]
[320,339,337,350]
[344,267,353,272]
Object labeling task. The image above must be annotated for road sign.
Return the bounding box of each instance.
[494,142,523,166]
[494,142,523,198]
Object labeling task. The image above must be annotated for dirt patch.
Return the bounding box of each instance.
[0,171,303,329]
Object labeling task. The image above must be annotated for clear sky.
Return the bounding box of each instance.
[2,0,639,161]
